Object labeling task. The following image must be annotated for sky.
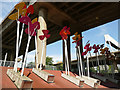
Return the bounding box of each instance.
[0,1,119,65]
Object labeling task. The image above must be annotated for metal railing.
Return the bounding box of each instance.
[45,65,57,70]
[0,60,57,70]
[0,60,22,68]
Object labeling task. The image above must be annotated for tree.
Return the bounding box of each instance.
[57,63,63,70]
[26,56,53,68]
[46,56,53,65]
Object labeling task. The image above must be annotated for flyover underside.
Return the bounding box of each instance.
[1,2,120,60]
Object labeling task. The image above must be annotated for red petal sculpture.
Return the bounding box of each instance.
[19,16,40,36]
[33,22,40,30]
[82,43,92,56]
[26,5,34,15]
[59,26,70,40]
[25,21,40,36]
[93,44,100,53]
[82,51,87,56]
[25,27,36,36]
[39,35,45,40]
[42,30,51,38]
[18,16,31,25]
[39,30,50,40]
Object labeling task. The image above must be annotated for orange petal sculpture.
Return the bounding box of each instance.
[8,12,18,20]
[8,2,34,20]
[21,9,27,16]
[72,32,83,47]
[15,2,25,10]
[59,26,70,40]
[32,18,38,24]
[8,8,27,20]
[15,2,26,16]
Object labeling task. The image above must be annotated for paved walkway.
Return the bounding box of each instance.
[0,66,107,88]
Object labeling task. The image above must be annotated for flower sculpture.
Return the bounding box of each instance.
[100,46,112,74]
[8,2,26,20]
[72,32,83,76]
[100,47,111,59]
[59,26,70,75]
[8,2,28,72]
[39,30,51,40]
[21,4,34,16]
[93,44,101,73]
[82,42,92,77]
[72,32,83,48]
[15,2,26,14]
[93,44,100,53]
[82,43,92,56]
[18,16,40,36]
[59,26,70,40]
[19,16,40,76]
[8,2,40,76]
[26,5,34,15]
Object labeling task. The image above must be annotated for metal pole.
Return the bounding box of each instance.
[3,53,8,66]
[96,52,100,73]
[14,9,20,72]
[64,39,69,75]
[21,36,31,76]
[18,23,25,50]
[87,54,90,78]
[78,46,83,76]
[77,50,81,77]
[21,23,38,76]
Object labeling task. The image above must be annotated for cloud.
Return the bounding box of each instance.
[26,53,35,64]
[1,0,20,2]
[0,0,20,24]
[97,26,108,37]
[26,51,63,64]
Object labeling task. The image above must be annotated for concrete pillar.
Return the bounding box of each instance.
[104,58,107,74]
[37,8,48,68]
[113,60,119,73]
[10,51,14,61]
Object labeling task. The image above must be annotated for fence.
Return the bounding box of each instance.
[0,60,57,70]
[0,60,22,68]
[45,65,57,70]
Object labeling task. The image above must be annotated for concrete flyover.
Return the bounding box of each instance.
[0,1,120,70]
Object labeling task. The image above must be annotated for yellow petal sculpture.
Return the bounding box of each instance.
[32,18,38,24]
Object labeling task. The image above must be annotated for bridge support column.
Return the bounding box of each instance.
[37,8,48,68]
[113,60,119,73]
[10,51,14,61]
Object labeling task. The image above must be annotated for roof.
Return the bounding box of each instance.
[1,66,108,88]
[1,2,119,59]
